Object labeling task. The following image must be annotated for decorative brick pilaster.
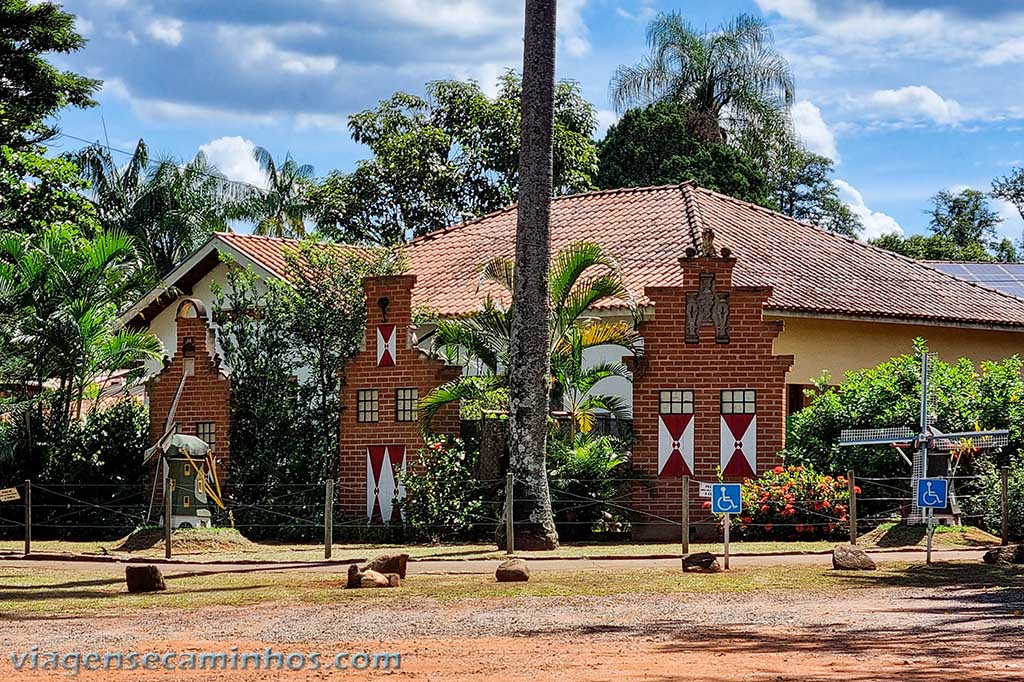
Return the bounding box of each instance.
[337,275,461,521]
[629,255,794,540]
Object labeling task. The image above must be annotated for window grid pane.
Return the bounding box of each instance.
[357,389,379,423]
[721,389,756,414]
[196,422,216,451]
[659,389,694,415]
[396,388,418,422]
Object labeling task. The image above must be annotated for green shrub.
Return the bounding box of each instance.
[963,458,1024,540]
[547,433,647,540]
[397,435,489,543]
[728,465,851,541]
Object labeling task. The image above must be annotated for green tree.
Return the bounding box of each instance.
[927,189,1002,248]
[993,167,1024,223]
[73,139,241,275]
[0,0,100,148]
[610,13,794,144]
[422,242,640,434]
[244,147,314,238]
[1,136,97,234]
[0,226,161,477]
[769,142,862,237]
[311,71,597,244]
[870,233,1007,262]
[596,101,772,205]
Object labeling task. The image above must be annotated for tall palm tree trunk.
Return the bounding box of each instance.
[503,0,559,550]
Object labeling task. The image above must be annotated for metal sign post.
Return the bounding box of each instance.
[711,483,742,571]
[917,477,948,564]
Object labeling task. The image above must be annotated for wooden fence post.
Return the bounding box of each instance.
[23,480,31,556]
[1001,466,1010,547]
[848,469,857,545]
[165,479,174,560]
[325,479,334,559]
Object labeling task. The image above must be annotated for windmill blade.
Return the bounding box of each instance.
[931,429,1009,451]
[839,427,915,447]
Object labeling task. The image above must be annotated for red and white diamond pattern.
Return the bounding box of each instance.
[376,324,396,367]
[658,414,694,477]
[366,444,406,523]
[720,414,756,478]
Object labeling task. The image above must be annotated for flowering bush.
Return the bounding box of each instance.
[730,465,852,541]
[396,436,489,543]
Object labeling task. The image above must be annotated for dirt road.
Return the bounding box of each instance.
[2,562,1022,681]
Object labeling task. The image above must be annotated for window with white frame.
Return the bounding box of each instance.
[721,389,756,414]
[196,422,216,451]
[357,389,379,423]
[395,388,418,422]
[659,389,694,414]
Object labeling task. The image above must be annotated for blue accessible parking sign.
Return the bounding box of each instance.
[711,483,742,514]
[916,478,948,509]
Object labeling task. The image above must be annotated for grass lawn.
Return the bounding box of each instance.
[0,525,998,563]
[0,561,1020,617]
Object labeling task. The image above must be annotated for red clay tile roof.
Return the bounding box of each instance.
[218,183,1024,329]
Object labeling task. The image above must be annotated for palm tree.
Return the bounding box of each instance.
[421,241,640,449]
[0,226,162,469]
[610,13,794,144]
[246,147,315,238]
[72,139,240,275]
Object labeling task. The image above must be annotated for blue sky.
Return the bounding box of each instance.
[47,0,1024,241]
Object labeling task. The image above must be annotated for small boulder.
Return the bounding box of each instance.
[125,565,166,593]
[682,552,722,573]
[361,553,409,579]
[359,569,391,588]
[983,544,1024,565]
[495,558,530,582]
[386,573,401,588]
[832,544,876,571]
[346,563,362,588]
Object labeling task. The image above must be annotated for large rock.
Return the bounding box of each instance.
[495,558,530,582]
[346,563,362,588]
[361,553,409,579]
[983,544,1024,565]
[359,569,392,588]
[125,565,166,593]
[832,544,877,571]
[682,552,722,573]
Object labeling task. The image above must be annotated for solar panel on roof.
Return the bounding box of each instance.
[930,262,1024,301]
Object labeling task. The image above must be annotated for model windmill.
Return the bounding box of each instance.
[839,351,1008,523]
[144,302,225,528]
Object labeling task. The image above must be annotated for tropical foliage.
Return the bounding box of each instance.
[610,13,794,144]
[244,146,315,238]
[311,72,598,244]
[73,139,243,275]
[0,226,161,479]
[397,435,489,542]
[420,241,641,431]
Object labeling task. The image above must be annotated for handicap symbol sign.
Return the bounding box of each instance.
[711,483,742,514]
[916,478,948,509]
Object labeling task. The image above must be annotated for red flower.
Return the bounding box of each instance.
[760,504,770,513]
[773,466,784,474]
[795,525,805,533]
[764,524,773,532]
[854,486,862,495]
[433,442,443,451]
[702,501,712,509]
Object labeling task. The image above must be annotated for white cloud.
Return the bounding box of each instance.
[198,137,268,189]
[222,26,337,76]
[980,39,1024,66]
[294,113,349,132]
[615,6,657,23]
[558,0,591,57]
[103,78,278,126]
[791,100,838,161]
[866,86,963,125]
[834,179,903,240]
[147,17,184,47]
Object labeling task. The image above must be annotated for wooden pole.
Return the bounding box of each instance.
[165,479,174,560]
[505,472,515,556]
[681,476,690,556]
[848,469,858,545]
[23,480,31,556]
[325,479,334,559]
[1001,466,1010,547]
